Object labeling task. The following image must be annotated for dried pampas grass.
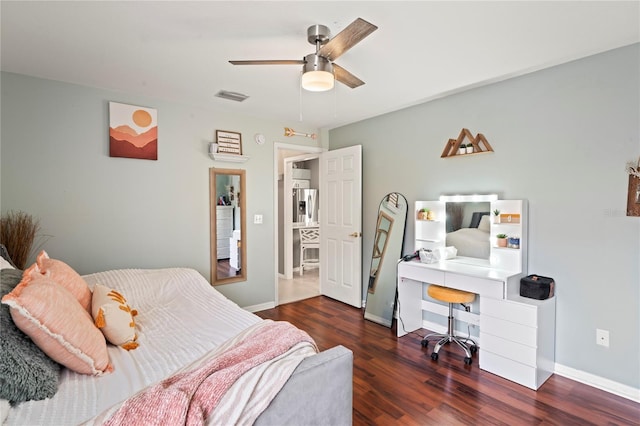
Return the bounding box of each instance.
[0,210,44,269]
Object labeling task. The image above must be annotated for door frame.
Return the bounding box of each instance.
[273,142,325,306]
[284,152,321,279]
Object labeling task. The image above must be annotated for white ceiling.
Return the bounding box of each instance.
[2,1,639,130]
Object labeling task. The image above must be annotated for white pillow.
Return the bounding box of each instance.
[0,257,14,270]
[478,215,491,232]
[91,284,139,350]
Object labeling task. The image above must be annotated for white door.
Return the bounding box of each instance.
[320,145,363,308]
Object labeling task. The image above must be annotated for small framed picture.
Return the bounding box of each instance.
[216,130,242,155]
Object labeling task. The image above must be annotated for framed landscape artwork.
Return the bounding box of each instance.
[109,102,158,160]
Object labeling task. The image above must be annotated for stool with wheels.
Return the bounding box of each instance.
[421,284,477,365]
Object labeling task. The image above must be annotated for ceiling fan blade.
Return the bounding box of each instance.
[333,64,364,89]
[229,60,305,65]
[318,18,377,61]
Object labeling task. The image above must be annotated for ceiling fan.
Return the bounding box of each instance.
[229,18,378,92]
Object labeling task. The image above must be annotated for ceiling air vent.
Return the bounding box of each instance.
[215,90,249,102]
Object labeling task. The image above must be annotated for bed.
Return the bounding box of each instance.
[445,214,491,259]
[1,251,353,425]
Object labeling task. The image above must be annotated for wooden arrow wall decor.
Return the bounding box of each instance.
[284,127,317,139]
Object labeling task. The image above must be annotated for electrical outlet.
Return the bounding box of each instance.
[254,214,263,224]
[596,329,610,347]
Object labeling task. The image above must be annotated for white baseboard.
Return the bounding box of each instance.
[554,363,640,403]
[243,301,275,313]
[418,319,639,402]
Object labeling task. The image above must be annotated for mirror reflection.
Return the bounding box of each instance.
[445,201,491,259]
[210,168,246,285]
[364,193,408,327]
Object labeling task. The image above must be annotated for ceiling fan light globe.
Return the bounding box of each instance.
[302,54,334,92]
[302,70,335,92]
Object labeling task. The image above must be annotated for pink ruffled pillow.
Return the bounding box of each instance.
[1,275,112,376]
[24,250,91,312]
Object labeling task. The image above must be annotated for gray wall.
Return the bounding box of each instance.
[330,44,640,390]
[2,44,638,393]
[0,71,321,308]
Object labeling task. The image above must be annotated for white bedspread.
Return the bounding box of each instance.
[6,268,261,425]
[445,228,490,259]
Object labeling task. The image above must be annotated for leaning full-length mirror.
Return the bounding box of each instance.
[364,192,408,327]
[210,168,246,285]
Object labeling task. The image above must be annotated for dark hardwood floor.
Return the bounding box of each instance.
[256,296,640,425]
[216,258,239,278]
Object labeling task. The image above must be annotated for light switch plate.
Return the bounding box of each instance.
[254,214,263,224]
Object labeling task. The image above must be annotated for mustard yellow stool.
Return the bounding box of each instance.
[421,284,478,365]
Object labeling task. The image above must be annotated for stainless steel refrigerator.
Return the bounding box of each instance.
[293,189,319,224]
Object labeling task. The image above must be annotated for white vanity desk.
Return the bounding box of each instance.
[401,198,556,390]
[397,258,518,307]
[397,257,555,390]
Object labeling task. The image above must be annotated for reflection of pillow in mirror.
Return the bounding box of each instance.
[478,215,491,232]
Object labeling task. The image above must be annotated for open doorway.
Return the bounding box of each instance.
[274,143,324,305]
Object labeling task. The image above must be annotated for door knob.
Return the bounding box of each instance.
[349,232,362,237]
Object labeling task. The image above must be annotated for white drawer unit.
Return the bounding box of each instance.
[216,206,233,259]
[479,296,556,390]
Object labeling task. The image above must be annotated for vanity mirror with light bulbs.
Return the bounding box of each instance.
[414,194,527,272]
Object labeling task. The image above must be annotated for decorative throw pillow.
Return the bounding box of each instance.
[25,250,92,312]
[0,269,60,403]
[0,245,17,269]
[1,274,112,376]
[478,214,491,232]
[0,257,14,270]
[92,284,139,350]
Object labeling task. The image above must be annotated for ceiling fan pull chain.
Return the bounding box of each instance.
[334,81,338,119]
[299,71,303,121]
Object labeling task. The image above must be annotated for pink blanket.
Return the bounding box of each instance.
[102,320,316,425]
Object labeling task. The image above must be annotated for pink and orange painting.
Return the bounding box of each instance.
[109,102,158,160]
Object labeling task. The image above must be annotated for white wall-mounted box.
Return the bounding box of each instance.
[292,179,310,189]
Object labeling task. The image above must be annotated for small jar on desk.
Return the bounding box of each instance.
[507,237,520,249]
